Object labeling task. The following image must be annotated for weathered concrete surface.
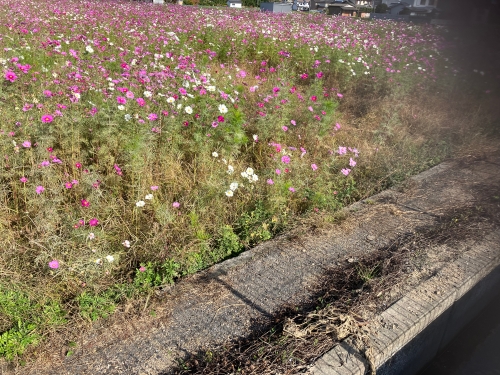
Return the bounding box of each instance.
[309,234,500,375]
[4,151,500,375]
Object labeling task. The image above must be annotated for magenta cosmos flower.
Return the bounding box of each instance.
[281,155,291,164]
[4,70,18,82]
[41,114,54,123]
[35,185,45,194]
[89,218,99,227]
[48,259,59,269]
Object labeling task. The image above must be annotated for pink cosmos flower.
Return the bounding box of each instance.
[338,146,347,155]
[275,169,281,175]
[349,158,357,167]
[75,162,82,169]
[39,160,50,167]
[81,199,90,207]
[341,168,351,176]
[114,164,122,176]
[20,176,28,183]
[136,98,145,106]
[281,155,291,164]
[337,93,344,99]
[290,120,296,126]
[139,266,146,272]
[300,73,308,79]
[308,106,314,112]
[64,182,72,189]
[172,202,180,208]
[282,126,288,132]
[289,187,296,193]
[48,260,59,269]
[116,96,127,104]
[41,114,54,123]
[311,96,317,102]
[89,218,99,227]
[36,185,45,194]
[43,90,52,97]
[148,113,158,121]
[22,141,31,148]
[151,186,159,191]
[126,91,135,99]
[4,70,17,82]
[311,164,318,171]
[17,64,31,73]
[179,88,187,95]
[267,179,274,185]
[335,123,341,130]
[316,71,324,79]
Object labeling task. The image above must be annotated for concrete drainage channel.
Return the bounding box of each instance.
[309,239,500,375]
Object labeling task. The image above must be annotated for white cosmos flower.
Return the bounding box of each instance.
[225,190,234,197]
[212,151,219,158]
[167,97,175,104]
[122,240,131,248]
[246,167,254,176]
[230,182,238,191]
[144,91,153,98]
[251,174,259,182]
[145,194,153,200]
[253,134,258,142]
[185,106,193,114]
[177,103,183,110]
[136,200,146,207]
[117,105,125,111]
[227,165,234,174]
[241,171,248,178]
[85,45,94,53]
[206,85,216,92]
[218,104,228,114]
[106,255,115,263]
[124,114,131,121]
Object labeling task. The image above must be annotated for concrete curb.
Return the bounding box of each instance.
[309,231,500,375]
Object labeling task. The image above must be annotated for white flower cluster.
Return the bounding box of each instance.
[136,193,154,207]
[241,167,258,183]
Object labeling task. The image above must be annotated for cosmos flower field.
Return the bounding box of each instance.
[0,0,456,359]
